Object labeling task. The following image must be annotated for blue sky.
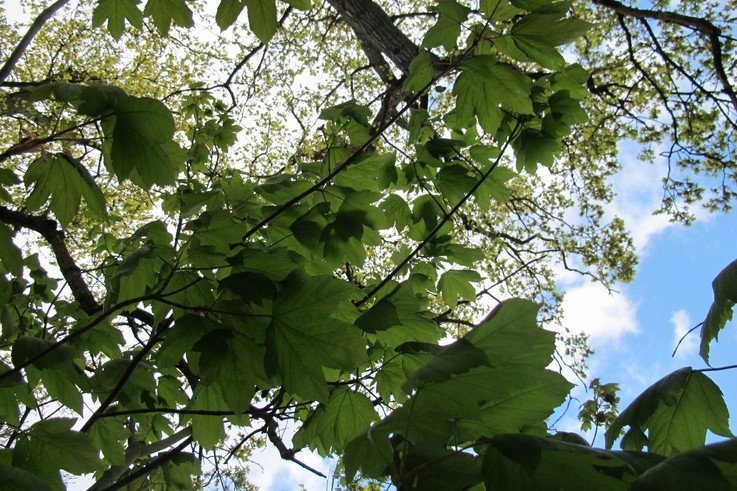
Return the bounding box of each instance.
[569,208,737,442]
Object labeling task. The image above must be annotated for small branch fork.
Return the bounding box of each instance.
[592,0,737,113]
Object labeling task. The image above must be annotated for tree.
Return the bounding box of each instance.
[0,0,735,489]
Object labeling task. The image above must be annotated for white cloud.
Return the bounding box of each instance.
[605,151,673,254]
[671,309,698,358]
[561,281,639,342]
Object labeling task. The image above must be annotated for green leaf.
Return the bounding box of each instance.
[92,0,143,39]
[189,384,227,449]
[404,338,489,390]
[144,0,194,35]
[0,223,22,275]
[453,56,533,132]
[403,51,435,94]
[24,154,107,226]
[89,417,129,465]
[12,418,101,480]
[381,194,412,231]
[423,0,471,52]
[193,329,260,414]
[631,438,737,490]
[0,463,54,491]
[265,272,365,401]
[606,368,733,455]
[505,8,591,69]
[12,336,75,370]
[405,446,483,489]
[700,258,737,362]
[294,387,378,452]
[106,95,180,187]
[216,0,245,29]
[512,129,560,171]
[465,299,556,368]
[245,0,278,43]
[480,0,521,21]
[283,0,310,9]
[483,433,662,490]
[476,166,515,208]
[438,269,481,307]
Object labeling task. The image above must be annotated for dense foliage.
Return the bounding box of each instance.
[0,0,735,489]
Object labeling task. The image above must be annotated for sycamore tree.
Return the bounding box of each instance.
[0,0,736,489]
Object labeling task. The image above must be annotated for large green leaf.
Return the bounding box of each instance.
[403,51,435,94]
[246,0,278,43]
[465,299,557,368]
[422,0,471,51]
[12,418,101,488]
[265,272,365,401]
[106,95,180,187]
[498,3,591,69]
[631,438,737,490]
[453,56,533,132]
[606,368,733,455]
[0,223,22,275]
[193,329,260,415]
[483,434,663,490]
[24,154,107,226]
[700,258,737,362]
[216,0,245,29]
[188,384,227,449]
[92,0,143,39]
[144,0,194,35]
[437,269,481,308]
[293,387,378,453]
[0,463,54,491]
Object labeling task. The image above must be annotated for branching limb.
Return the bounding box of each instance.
[0,0,72,84]
[0,205,99,313]
[593,0,737,111]
[265,419,327,478]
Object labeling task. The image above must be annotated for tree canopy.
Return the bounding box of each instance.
[0,0,736,489]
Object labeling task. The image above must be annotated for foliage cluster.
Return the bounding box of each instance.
[0,0,735,489]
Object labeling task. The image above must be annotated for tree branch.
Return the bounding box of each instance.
[0,0,72,84]
[0,205,99,313]
[592,0,737,111]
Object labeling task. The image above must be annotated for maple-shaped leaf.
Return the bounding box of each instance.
[24,154,107,226]
[92,0,143,39]
[606,367,733,455]
[293,387,378,453]
[188,384,227,449]
[265,272,365,401]
[700,258,737,362]
[12,418,101,488]
[144,0,194,35]
[105,95,181,187]
[193,329,261,415]
[453,56,533,133]
[423,0,471,52]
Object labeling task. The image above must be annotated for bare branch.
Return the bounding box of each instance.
[0,0,72,84]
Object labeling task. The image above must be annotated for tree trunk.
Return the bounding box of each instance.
[326,0,419,75]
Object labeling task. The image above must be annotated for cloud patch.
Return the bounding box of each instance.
[671,309,698,358]
[561,281,639,342]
